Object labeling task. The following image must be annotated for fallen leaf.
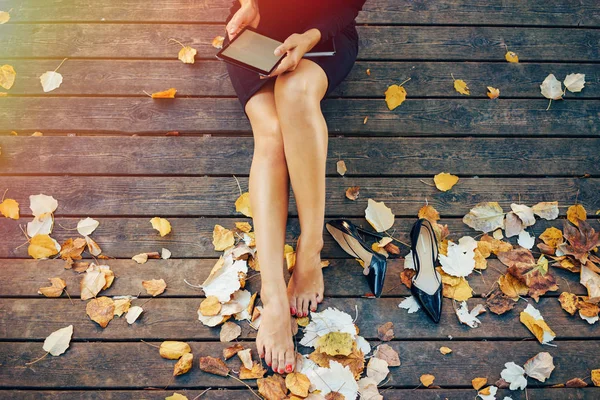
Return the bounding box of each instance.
[223,343,244,360]
[517,230,535,249]
[0,64,16,89]
[384,84,407,110]
[346,186,360,200]
[165,393,188,400]
[377,322,394,341]
[113,298,131,316]
[132,253,148,264]
[125,305,143,324]
[0,11,10,24]
[358,377,383,400]
[532,201,559,220]
[367,357,389,385]
[150,217,172,236]
[80,264,107,300]
[337,160,347,176]
[580,266,600,302]
[161,248,172,259]
[374,344,400,366]
[178,46,197,64]
[200,296,222,316]
[235,192,252,217]
[505,50,519,63]
[239,362,267,379]
[174,352,193,376]
[398,295,421,313]
[433,172,459,191]
[142,278,166,296]
[485,286,516,315]
[257,375,288,400]
[480,234,513,255]
[452,75,470,95]
[213,224,235,251]
[439,236,477,277]
[307,360,358,400]
[365,198,395,232]
[566,378,588,388]
[463,202,505,233]
[420,374,435,387]
[0,198,19,219]
[472,377,488,390]
[40,71,63,92]
[500,248,558,301]
[455,301,486,328]
[539,227,564,249]
[220,321,241,342]
[564,73,585,93]
[524,352,555,382]
[567,204,587,226]
[76,217,99,236]
[85,235,102,256]
[200,254,248,303]
[418,204,440,222]
[443,277,474,301]
[199,356,229,377]
[558,292,579,315]
[151,88,177,98]
[487,87,500,99]
[309,341,365,380]
[498,273,528,300]
[86,296,115,328]
[592,369,600,386]
[439,346,452,355]
[59,238,86,261]
[28,234,61,259]
[559,219,598,264]
[43,325,73,356]
[212,36,225,49]
[540,74,563,100]
[501,361,527,390]
[38,277,66,297]
[520,304,556,344]
[160,341,191,359]
[286,372,311,397]
[316,332,355,356]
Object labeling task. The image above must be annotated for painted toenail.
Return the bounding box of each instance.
[278,368,284,373]
[291,307,296,314]
[285,364,293,372]
[267,362,271,366]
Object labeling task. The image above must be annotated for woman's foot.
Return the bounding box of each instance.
[256,288,297,373]
[287,234,325,317]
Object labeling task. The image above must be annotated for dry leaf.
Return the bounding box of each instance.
[220,321,241,342]
[0,11,10,25]
[132,253,149,264]
[520,304,556,344]
[455,301,486,328]
[336,160,347,176]
[501,362,527,390]
[566,378,587,388]
[420,374,435,387]
[174,352,193,376]
[178,46,197,64]
[374,344,400,366]
[452,76,470,95]
[0,64,15,89]
[367,357,389,385]
[443,277,474,301]
[150,217,172,236]
[113,298,131,316]
[223,343,244,360]
[151,88,177,98]
[346,186,360,200]
[439,236,477,277]
[472,377,487,390]
[558,292,579,315]
[237,348,253,369]
[38,277,66,297]
[433,172,459,191]
[161,248,172,259]
[532,201,559,220]
[125,305,143,324]
[297,316,310,327]
[540,74,563,100]
[199,356,229,377]
[316,332,354,356]
[212,36,225,49]
[28,234,61,259]
[418,204,440,222]
[487,86,500,99]
[365,198,395,232]
[235,192,252,217]
[377,322,394,341]
[309,342,365,380]
[591,369,600,386]
[539,227,564,249]
[498,273,528,300]
[142,278,167,296]
[463,202,505,233]
[384,84,407,110]
[567,204,587,226]
[257,375,288,400]
[40,71,63,92]
[239,362,267,379]
[43,325,73,356]
[213,224,235,251]
[505,50,519,63]
[286,372,311,397]
[85,235,102,256]
[439,346,452,355]
[200,296,222,316]
[86,296,115,328]
[0,198,19,219]
[160,341,191,359]
[485,286,516,315]
[76,217,99,236]
[80,264,107,300]
[564,73,585,93]
[524,352,555,382]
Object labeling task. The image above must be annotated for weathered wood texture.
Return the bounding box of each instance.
[2,25,599,61]
[3,60,599,98]
[1,137,599,176]
[2,0,599,26]
[0,176,596,217]
[2,98,598,135]
[0,259,583,298]
[0,217,583,258]
[1,341,598,388]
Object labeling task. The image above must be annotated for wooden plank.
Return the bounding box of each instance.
[3,60,599,98]
[2,98,598,135]
[3,0,599,26]
[1,341,597,388]
[6,389,598,400]
[0,216,591,258]
[0,296,593,340]
[0,258,583,298]
[1,176,596,217]
[2,137,599,176]
[2,25,598,61]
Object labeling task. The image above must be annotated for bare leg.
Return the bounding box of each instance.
[274,59,328,318]
[245,80,296,373]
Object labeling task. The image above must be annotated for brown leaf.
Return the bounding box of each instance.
[498,273,528,300]
[223,343,244,360]
[565,378,587,388]
[558,219,599,264]
[500,248,559,301]
[325,393,345,400]
[142,278,167,296]
[173,352,193,376]
[199,356,229,377]
[400,269,415,288]
[485,286,516,315]
[257,375,287,400]
[86,296,115,328]
[285,372,310,397]
[345,186,360,200]
[239,363,267,380]
[59,237,87,260]
[480,235,513,255]
[38,277,66,297]
[383,241,400,255]
[558,292,579,315]
[309,341,365,379]
[374,344,400,367]
[220,321,241,342]
[377,322,394,341]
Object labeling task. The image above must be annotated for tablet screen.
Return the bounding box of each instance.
[220,29,283,73]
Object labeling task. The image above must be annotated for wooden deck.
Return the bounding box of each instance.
[1,0,599,399]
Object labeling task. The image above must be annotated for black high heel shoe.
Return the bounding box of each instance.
[325,219,388,297]
[409,218,443,323]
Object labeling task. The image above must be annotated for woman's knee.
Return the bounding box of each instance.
[274,61,327,108]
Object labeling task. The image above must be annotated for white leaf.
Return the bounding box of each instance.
[307,360,358,400]
[232,289,253,321]
[477,385,497,400]
[531,202,559,220]
[579,310,599,324]
[358,377,383,400]
[439,236,477,277]
[161,248,171,259]
[200,255,248,302]
[510,203,535,227]
[522,304,556,344]
[563,73,585,93]
[43,325,73,356]
[580,265,600,302]
[219,321,241,342]
[504,212,524,238]
[80,264,107,300]
[403,250,415,270]
[463,202,505,233]
[540,74,563,100]
[455,301,485,328]
[500,361,527,390]
[77,217,99,236]
[356,335,371,355]
[300,307,356,348]
[523,352,555,382]
[366,357,389,385]
[29,194,58,217]
[126,306,143,324]
[517,230,535,249]
[398,295,421,313]
[40,71,64,92]
[237,348,253,369]
[365,198,395,232]
[27,212,54,237]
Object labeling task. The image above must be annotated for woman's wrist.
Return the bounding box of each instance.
[303,28,322,47]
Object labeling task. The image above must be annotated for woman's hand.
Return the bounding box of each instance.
[264,28,322,78]
[226,0,260,41]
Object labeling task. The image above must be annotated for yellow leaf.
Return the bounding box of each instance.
[38,277,66,298]
[539,227,563,249]
[366,69,371,76]
[433,172,459,191]
[28,234,60,259]
[487,86,500,99]
[239,362,267,379]
[505,50,519,63]
[452,75,470,95]
[150,216,172,236]
[567,204,586,226]
[178,46,197,64]
[166,393,188,400]
[472,377,487,390]
[212,224,235,251]
[285,372,311,397]
[499,273,528,300]
[591,369,600,386]
[86,296,115,328]
[151,88,177,98]
[235,221,252,232]
[420,374,435,387]
[0,64,16,90]
[520,306,556,344]
[384,84,407,110]
[212,36,225,49]
[235,192,252,217]
[0,10,10,24]
[558,292,579,315]
[142,278,167,296]
[113,298,131,316]
[31,131,43,136]
[174,352,194,376]
[474,248,487,270]
[200,296,222,316]
[296,316,310,327]
[337,160,347,176]
[316,332,354,356]
[439,346,452,355]
[0,198,19,219]
[418,204,440,222]
[442,277,473,301]
[160,341,192,359]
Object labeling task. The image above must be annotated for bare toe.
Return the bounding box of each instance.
[277,351,286,374]
[300,298,310,317]
[309,295,318,313]
[285,349,296,373]
[316,291,324,303]
[289,295,297,315]
[296,297,304,317]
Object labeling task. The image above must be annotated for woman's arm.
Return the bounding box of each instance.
[226,0,260,40]
[304,0,367,44]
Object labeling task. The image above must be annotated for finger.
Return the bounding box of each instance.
[268,57,296,78]
[274,36,298,56]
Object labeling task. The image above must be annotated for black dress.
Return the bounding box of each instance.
[223,0,366,114]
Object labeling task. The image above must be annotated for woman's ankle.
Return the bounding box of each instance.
[297,233,324,255]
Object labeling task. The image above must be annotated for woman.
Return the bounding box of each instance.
[224,0,366,374]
